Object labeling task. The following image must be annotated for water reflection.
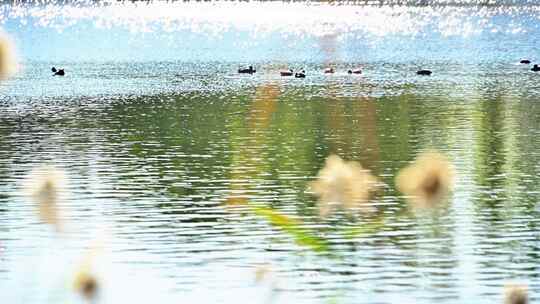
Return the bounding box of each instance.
[471,98,540,296]
[1,79,540,302]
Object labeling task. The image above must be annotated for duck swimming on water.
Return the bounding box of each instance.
[520,59,531,64]
[295,70,306,78]
[280,69,293,76]
[324,67,335,74]
[532,64,540,72]
[51,67,65,76]
[238,66,256,74]
[417,69,432,76]
[348,68,362,74]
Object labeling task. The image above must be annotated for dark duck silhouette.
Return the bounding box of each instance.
[532,64,540,72]
[280,69,293,76]
[238,65,256,74]
[324,67,335,74]
[520,59,531,64]
[52,67,65,76]
[295,70,306,78]
[348,68,362,74]
[417,69,432,76]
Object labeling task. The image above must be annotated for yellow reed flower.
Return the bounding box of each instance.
[504,283,528,304]
[310,154,379,217]
[23,166,67,231]
[396,151,454,208]
[73,236,108,301]
[73,265,99,300]
[0,33,17,80]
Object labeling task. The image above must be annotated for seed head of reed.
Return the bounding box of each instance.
[396,151,454,209]
[73,266,99,300]
[73,235,109,301]
[23,166,67,231]
[310,154,380,218]
[0,33,17,80]
[504,283,528,304]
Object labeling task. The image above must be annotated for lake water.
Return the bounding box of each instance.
[1,1,540,303]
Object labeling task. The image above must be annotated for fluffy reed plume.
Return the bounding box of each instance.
[73,266,99,300]
[23,166,67,231]
[0,33,17,80]
[504,283,528,304]
[73,237,107,301]
[396,151,454,208]
[310,154,380,217]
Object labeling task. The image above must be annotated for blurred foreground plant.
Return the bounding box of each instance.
[0,32,17,80]
[72,238,106,302]
[226,201,385,255]
[73,265,99,301]
[23,166,68,232]
[251,205,330,253]
[309,154,380,218]
[396,151,454,209]
[504,283,528,304]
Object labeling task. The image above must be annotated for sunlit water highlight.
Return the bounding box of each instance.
[1,1,540,304]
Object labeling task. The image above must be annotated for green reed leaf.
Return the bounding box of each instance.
[250,206,330,253]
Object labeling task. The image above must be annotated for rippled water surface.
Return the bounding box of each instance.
[1,1,540,303]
